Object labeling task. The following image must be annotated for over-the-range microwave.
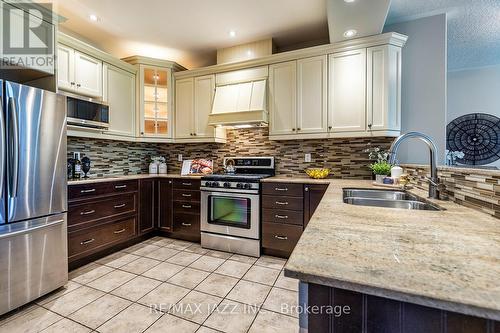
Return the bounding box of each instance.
[66,94,109,130]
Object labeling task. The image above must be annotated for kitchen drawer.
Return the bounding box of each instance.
[262,183,303,197]
[262,222,303,255]
[69,180,138,200]
[173,213,200,235]
[262,208,303,225]
[68,218,136,260]
[173,189,201,202]
[173,179,201,190]
[69,193,136,227]
[262,195,304,211]
[173,201,200,215]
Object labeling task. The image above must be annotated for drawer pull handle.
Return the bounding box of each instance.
[115,185,127,189]
[113,228,126,234]
[181,194,192,197]
[80,189,96,193]
[275,201,288,205]
[275,214,288,219]
[182,183,192,186]
[81,238,95,245]
[181,222,192,227]
[114,203,126,208]
[182,204,192,209]
[275,187,288,191]
[80,210,95,215]
[274,235,288,240]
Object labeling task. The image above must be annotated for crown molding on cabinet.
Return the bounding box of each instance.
[58,32,138,74]
[174,32,407,79]
[121,56,186,72]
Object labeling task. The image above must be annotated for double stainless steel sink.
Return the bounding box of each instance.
[343,188,442,211]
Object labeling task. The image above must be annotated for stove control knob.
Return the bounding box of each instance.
[204,182,212,187]
[213,182,220,187]
[223,182,231,188]
[236,183,243,189]
[244,183,251,189]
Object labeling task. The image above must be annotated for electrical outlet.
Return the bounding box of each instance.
[305,153,312,163]
[177,154,183,162]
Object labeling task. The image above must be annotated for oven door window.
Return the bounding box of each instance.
[208,195,251,229]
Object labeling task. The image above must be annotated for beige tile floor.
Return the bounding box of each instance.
[0,236,300,333]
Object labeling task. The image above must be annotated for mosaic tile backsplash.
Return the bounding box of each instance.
[403,165,500,219]
[67,128,393,179]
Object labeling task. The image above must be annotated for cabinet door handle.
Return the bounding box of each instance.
[114,203,126,209]
[80,188,96,193]
[181,193,192,197]
[368,124,372,129]
[76,83,81,88]
[182,204,192,209]
[275,201,288,205]
[275,214,288,219]
[115,185,127,189]
[274,235,288,240]
[297,128,301,131]
[80,209,95,215]
[181,223,192,227]
[292,128,296,131]
[113,228,126,234]
[70,82,75,86]
[328,126,332,130]
[182,182,192,186]
[275,187,288,192]
[80,238,95,245]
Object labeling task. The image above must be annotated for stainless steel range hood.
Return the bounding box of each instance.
[208,67,268,128]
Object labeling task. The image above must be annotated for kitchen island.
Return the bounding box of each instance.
[262,178,500,332]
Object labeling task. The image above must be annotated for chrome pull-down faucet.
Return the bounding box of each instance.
[388,132,443,199]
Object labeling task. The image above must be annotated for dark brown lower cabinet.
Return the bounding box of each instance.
[306,284,499,333]
[157,179,173,231]
[139,179,156,234]
[262,182,328,258]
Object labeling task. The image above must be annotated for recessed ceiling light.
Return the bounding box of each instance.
[229,30,236,37]
[89,14,98,22]
[344,0,355,2]
[343,29,357,38]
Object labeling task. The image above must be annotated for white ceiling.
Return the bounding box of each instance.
[50,0,329,69]
[387,0,500,70]
[327,0,391,42]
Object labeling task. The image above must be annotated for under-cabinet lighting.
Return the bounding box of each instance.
[89,14,99,22]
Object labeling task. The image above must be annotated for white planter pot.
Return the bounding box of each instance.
[375,174,386,184]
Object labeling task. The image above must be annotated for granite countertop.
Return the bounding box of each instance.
[67,173,203,185]
[282,179,500,320]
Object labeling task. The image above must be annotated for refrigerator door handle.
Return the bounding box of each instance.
[0,218,64,239]
[0,95,5,201]
[7,97,19,198]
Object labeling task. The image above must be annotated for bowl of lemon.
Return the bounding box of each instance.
[305,168,331,179]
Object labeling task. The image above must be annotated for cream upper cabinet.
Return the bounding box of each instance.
[74,51,103,97]
[102,64,136,138]
[57,45,74,91]
[297,55,328,134]
[194,75,215,137]
[57,45,102,98]
[328,49,367,134]
[367,45,402,133]
[174,77,194,139]
[269,61,297,135]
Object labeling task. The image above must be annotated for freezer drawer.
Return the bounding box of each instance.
[0,213,68,315]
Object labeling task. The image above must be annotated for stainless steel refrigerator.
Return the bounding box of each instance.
[0,80,68,315]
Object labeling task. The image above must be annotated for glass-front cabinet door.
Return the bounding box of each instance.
[140,66,172,137]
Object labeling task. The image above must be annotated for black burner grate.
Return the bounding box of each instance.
[446,113,500,165]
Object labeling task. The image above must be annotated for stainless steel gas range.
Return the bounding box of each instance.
[200,157,275,257]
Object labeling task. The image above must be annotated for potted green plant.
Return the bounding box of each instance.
[364,147,392,183]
